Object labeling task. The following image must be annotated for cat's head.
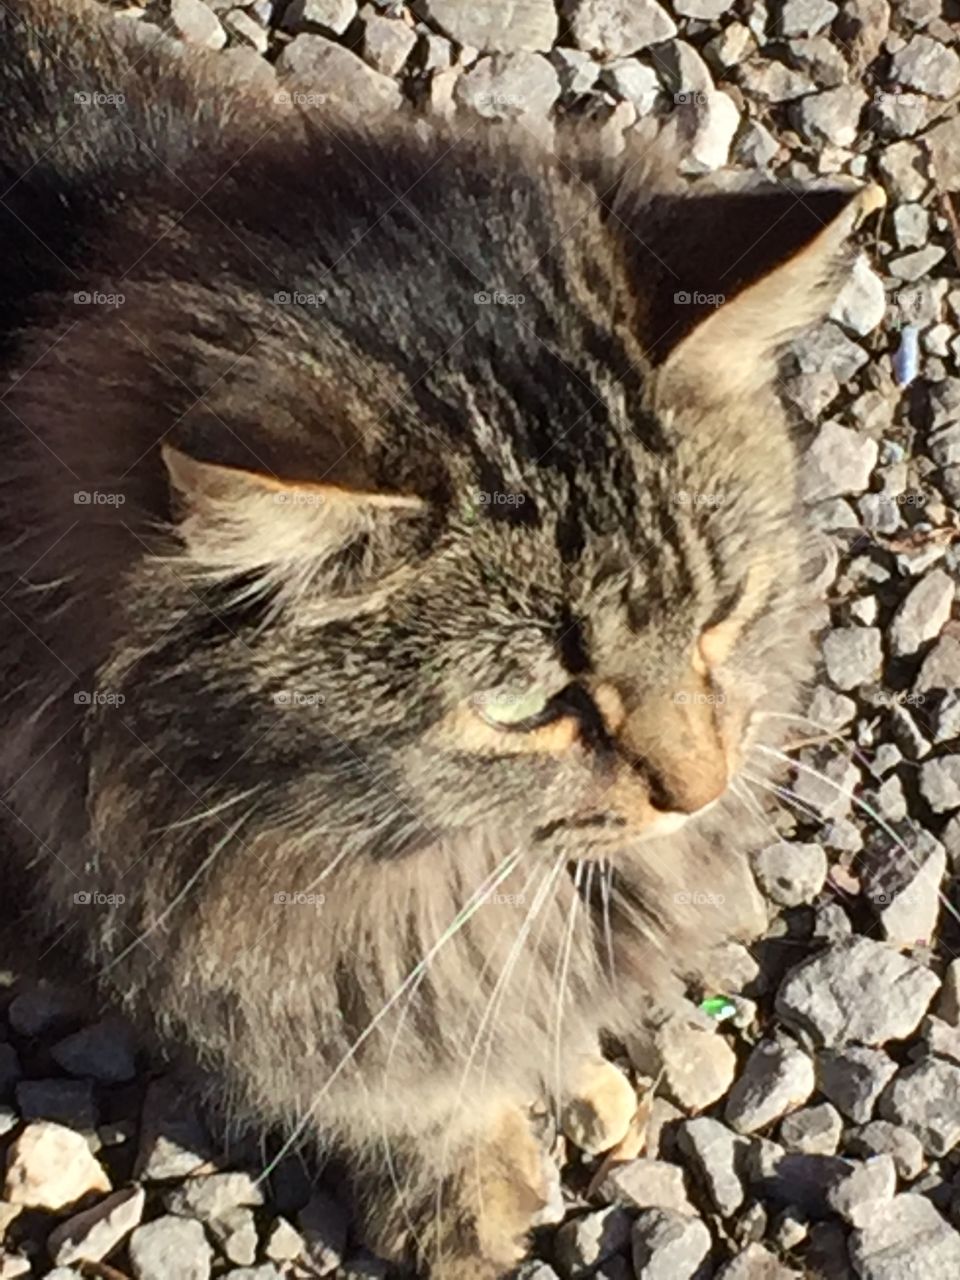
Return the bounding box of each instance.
[101,140,881,867]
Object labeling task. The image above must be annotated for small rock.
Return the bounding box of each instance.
[831,255,887,336]
[420,0,558,52]
[779,0,838,36]
[454,53,560,121]
[677,1117,746,1217]
[631,1208,711,1280]
[750,841,827,907]
[792,86,867,148]
[921,1015,960,1066]
[48,1186,146,1267]
[875,839,946,947]
[935,959,960,1026]
[920,756,960,814]
[888,569,955,657]
[208,1207,259,1267]
[881,1058,960,1155]
[599,1159,693,1215]
[562,0,677,58]
[776,937,939,1047]
[826,1154,897,1227]
[298,1191,347,1274]
[642,1016,737,1111]
[550,48,598,95]
[7,985,86,1038]
[846,1121,925,1180]
[4,1122,111,1211]
[165,1172,263,1221]
[915,638,960,697]
[739,58,814,102]
[703,23,756,73]
[652,39,714,96]
[598,61,660,112]
[672,0,730,15]
[222,9,268,52]
[362,13,416,77]
[822,627,883,690]
[784,34,847,87]
[680,91,741,174]
[733,120,780,167]
[15,1080,96,1132]
[554,1206,633,1278]
[129,1216,211,1280]
[277,35,402,116]
[802,421,879,500]
[892,203,930,250]
[779,1103,843,1155]
[264,1217,305,1263]
[716,1242,800,1277]
[817,1047,899,1124]
[281,0,356,35]
[877,141,928,201]
[725,1039,815,1135]
[889,35,960,99]
[51,1019,136,1085]
[168,0,226,46]
[888,246,947,282]
[134,1079,214,1181]
[848,1193,960,1278]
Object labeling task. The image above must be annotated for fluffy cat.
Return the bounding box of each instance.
[0,2,881,1274]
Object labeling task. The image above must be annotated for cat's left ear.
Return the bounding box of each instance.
[655,184,885,404]
[161,443,425,578]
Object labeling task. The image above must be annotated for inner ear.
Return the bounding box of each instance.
[608,182,885,364]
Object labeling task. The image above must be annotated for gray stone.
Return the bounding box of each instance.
[641,1016,737,1111]
[0,1045,21,1098]
[3,1122,111,1211]
[920,756,960,814]
[165,1172,263,1221]
[51,1018,136,1085]
[784,35,847,87]
[169,0,226,47]
[831,255,887,336]
[936,959,960,1026]
[881,1057,960,1155]
[208,1207,258,1267]
[892,203,930,249]
[221,1268,281,1280]
[7,985,86,1038]
[672,0,730,15]
[599,1159,693,1215]
[776,937,939,1047]
[361,13,416,77]
[890,35,960,99]
[716,1242,800,1277]
[420,0,558,53]
[129,1216,211,1280]
[808,686,857,729]
[651,40,714,96]
[890,570,954,658]
[680,90,741,174]
[16,1080,96,1132]
[745,1142,847,1217]
[826,1154,897,1227]
[48,1187,146,1267]
[779,0,838,35]
[793,750,860,822]
[817,1047,899,1124]
[223,9,268,53]
[599,61,660,112]
[264,1217,305,1263]
[678,1117,746,1217]
[802,421,878,500]
[134,1079,214,1181]
[454,53,560,121]
[733,120,781,167]
[859,493,900,535]
[550,48,598,95]
[779,1102,843,1155]
[281,0,356,35]
[738,58,814,102]
[923,114,960,188]
[792,86,867,148]
[933,693,960,747]
[848,1193,960,1278]
[889,246,947,282]
[921,1015,960,1066]
[877,141,929,201]
[703,23,757,73]
[750,841,827,907]
[554,1206,633,1277]
[725,1039,815,1136]
[298,1192,347,1273]
[930,425,960,466]
[276,35,402,115]
[630,1208,711,1280]
[561,0,677,58]
[823,627,883,690]
[846,1120,926,1180]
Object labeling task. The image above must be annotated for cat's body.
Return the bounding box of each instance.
[0,3,879,1273]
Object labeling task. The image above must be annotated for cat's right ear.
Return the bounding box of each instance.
[161,443,425,581]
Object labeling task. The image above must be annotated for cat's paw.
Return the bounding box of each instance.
[561,1057,637,1155]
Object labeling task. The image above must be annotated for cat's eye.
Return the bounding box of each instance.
[473,686,563,732]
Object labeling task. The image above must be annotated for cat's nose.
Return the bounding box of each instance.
[638,754,729,816]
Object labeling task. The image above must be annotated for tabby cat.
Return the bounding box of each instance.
[0,2,881,1274]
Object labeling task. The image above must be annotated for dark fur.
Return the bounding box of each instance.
[0,3,873,1273]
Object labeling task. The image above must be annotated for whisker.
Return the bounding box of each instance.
[553,859,584,1128]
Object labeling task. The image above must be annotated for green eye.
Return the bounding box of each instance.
[473,687,562,732]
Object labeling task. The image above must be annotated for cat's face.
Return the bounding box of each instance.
[138,172,880,867]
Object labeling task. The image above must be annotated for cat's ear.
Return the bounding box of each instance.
[161,443,425,577]
[612,180,885,403]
